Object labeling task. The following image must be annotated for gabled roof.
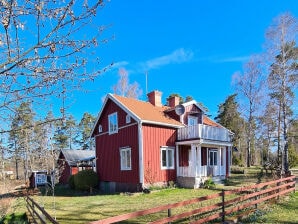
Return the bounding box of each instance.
[91,94,184,136]
[113,94,183,127]
[60,149,95,166]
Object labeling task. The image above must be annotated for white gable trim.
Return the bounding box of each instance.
[90,93,141,137]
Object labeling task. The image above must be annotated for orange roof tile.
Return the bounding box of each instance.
[113,94,183,127]
[203,116,221,127]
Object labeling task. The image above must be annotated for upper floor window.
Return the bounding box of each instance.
[108,112,118,134]
[161,147,174,170]
[126,115,131,124]
[120,147,131,170]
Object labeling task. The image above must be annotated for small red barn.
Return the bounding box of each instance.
[57,149,96,184]
[91,91,233,192]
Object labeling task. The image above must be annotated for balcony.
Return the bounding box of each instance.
[177,124,232,142]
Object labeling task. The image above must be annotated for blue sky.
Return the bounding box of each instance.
[69,0,298,120]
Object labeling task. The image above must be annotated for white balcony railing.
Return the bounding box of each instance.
[177,124,231,142]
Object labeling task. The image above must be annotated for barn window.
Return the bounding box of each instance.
[120,147,131,170]
[126,114,131,123]
[98,125,102,133]
[108,112,118,134]
[161,147,174,169]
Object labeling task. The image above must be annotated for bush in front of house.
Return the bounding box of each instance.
[68,175,75,189]
[73,169,99,192]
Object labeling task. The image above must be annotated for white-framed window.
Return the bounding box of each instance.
[126,114,131,124]
[161,147,174,169]
[108,112,118,134]
[36,174,46,185]
[98,125,102,133]
[209,150,218,166]
[120,147,131,170]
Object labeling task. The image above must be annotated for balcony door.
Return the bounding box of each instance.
[188,116,198,138]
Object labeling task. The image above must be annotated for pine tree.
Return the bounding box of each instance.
[77,113,96,150]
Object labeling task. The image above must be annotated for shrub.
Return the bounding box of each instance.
[203,178,215,189]
[68,175,75,189]
[231,166,245,174]
[74,169,99,192]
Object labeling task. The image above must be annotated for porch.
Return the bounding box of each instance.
[177,124,232,142]
[176,144,231,188]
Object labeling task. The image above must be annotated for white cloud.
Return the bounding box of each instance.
[111,60,129,69]
[140,48,194,71]
[214,55,250,63]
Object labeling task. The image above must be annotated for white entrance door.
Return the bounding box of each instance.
[208,150,219,176]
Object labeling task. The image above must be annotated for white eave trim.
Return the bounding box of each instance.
[142,120,184,129]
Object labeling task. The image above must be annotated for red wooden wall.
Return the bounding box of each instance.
[142,124,177,184]
[95,100,140,184]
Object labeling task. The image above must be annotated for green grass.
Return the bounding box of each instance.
[6,166,297,223]
[241,191,298,223]
[0,212,28,224]
[31,187,217,223]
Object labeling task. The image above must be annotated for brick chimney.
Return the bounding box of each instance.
[147,90,162,107]
[168,96,180,108]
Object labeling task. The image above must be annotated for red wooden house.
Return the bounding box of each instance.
[57,149,96,184]
[91,90,233,192]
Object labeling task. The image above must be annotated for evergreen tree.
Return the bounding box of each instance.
[9,102,35,179]
[77,112,96,150]
[215,94,246,165]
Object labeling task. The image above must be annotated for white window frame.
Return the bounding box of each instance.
[209,150,218,166]
[36,174,46,185]
[108,112,118,134]
[120,147,132,171]
[160,147,175,170]
[126,114,131,124]
[98,125,102,133]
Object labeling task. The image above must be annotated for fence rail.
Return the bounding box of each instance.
[26,196,58,224]
[90,175,296,224]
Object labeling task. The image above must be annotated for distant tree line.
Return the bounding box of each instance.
[216,12,298,174]
[2,104,95,180]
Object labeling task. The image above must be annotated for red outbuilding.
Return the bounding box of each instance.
[91,90,233,192]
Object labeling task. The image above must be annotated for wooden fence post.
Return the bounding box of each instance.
[222,189,225,223]
[167,208,171,224]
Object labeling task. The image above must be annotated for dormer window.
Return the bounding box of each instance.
[98,125,102,133]
[126,115,131,124]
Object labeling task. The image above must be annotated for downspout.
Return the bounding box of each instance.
[138,121,144,189]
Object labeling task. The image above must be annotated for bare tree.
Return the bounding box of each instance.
[0,0,111,123]
[265,12,298,175]
[232,55,265,167]
[112,68,142,99]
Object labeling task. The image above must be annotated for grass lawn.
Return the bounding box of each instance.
[32,187,217,223]
[3,166,297,223]
[241,191,298,224]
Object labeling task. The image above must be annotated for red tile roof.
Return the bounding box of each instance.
[203,116,221,127]
[113,94,183,127]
